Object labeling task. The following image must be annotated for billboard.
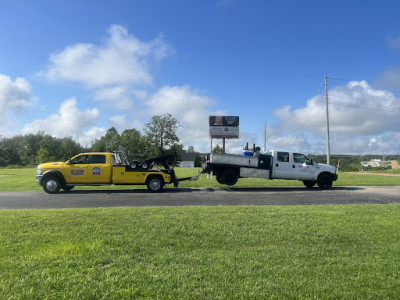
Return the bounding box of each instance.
[209,116,239,138]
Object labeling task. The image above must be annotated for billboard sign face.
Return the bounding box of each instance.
[209,116,239,138]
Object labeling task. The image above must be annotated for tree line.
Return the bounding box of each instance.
[0,114,205,167]
[2,112,396,170]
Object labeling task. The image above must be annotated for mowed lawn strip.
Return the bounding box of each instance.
[1,168,400,192]
[1,205,399,299]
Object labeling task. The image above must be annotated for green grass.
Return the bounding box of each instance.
[0,168,40,191]
[1,167,400,192]
[1,205,399,299]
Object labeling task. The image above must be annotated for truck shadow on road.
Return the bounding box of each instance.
[221,186,363,192]
[64,188,202,194]
[64,186,362,194]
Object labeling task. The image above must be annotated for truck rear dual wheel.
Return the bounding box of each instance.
[147,176,165,192]
[303,180,316,188]
[221,170,238,186]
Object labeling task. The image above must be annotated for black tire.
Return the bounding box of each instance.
[130,161,140,169]
[43,176,61,194]
[147,176,164,192]
[221,170,238,186]
[317,174,333,189]
[303,180,316,188]
[216,175,224,184]
[141,162,150,170]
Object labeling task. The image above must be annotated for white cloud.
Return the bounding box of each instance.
[0,74,33,133]
[39,24,173,113]
[378,66,400,89]
[41,25,173,88]
[109,114,129,129]
[270,81,400,153]
[146,85,223,151]
[21,98,106,146]
[93,86,134,110]
[387,35,400,49]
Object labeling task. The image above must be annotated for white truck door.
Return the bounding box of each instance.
[292,153,315,180]
[272,151,294,179]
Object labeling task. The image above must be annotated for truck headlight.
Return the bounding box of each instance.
[36,167,42,175]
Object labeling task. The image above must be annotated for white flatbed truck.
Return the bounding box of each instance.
[203,150,338,189]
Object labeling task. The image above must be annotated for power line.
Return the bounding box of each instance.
[328,101,400,113]
[326,76,400,89]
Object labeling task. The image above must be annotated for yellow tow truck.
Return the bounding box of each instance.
[36,152,195,193]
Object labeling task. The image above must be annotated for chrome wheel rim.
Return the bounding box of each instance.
[45,179,58,192]
[149,179,160,191]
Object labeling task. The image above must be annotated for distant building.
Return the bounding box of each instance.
[361,159,383,168]
[391,161,399,169]
[179,153,196,168]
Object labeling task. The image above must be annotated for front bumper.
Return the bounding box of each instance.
[36,175,43,185]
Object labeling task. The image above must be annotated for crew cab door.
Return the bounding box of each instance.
[64,154,91,183]
[292,153,315,180]
[86,154,111,183]
[272,151,294,179]
[64,154,111,184]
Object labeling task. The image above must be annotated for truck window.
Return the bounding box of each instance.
[277,152,289,162]
[293,153,311,164]
[71,155,89,164]
[88,155,106,164]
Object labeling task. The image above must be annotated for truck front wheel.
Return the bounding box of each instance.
[43,176,61,194]
[317,174,333,189]
[147,176,164,192]
[222,170,238,186]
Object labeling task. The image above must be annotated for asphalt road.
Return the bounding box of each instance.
[0,186,400,209]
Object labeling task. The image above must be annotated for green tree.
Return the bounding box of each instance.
[20,132,45,165]
[91,127,120,152]
[37,135,59,163]
[120,128,144,161]
[144,114,181,157]
[186,146,204,167]
[0,136,23,166]
[212,144,223,154]
[59,137,84,160]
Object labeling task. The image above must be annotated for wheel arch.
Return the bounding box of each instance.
[212,166,239,178]
[317,171,335,181]
[146,174,165,184]
[221,168,239,186]
[42,170,66,186]
[317,171,334,189]
[146,174,165,192]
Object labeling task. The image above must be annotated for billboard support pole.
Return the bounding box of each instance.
[223,138,226,154]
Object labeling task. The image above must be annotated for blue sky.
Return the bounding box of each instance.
[1,0,400,154]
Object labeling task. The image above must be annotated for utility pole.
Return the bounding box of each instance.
[264,121,267,152]
[325,76,330,165]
